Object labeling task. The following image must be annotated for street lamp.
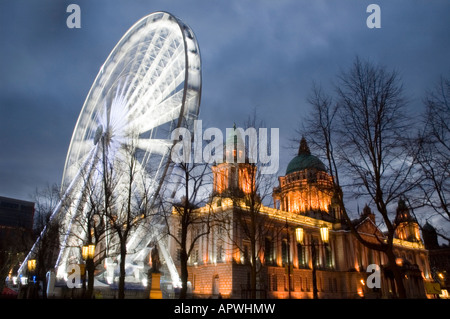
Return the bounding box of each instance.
[295,226,329,244]
[295,227,304,244]
[82,243,95,298]
[320,227,329,244]
[285,218,292,299]
[294,226,330,299]
[27,259,36,273]
[27,259,37,298]
[82,244,95,260]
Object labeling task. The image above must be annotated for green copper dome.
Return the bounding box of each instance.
[286,137,327,175]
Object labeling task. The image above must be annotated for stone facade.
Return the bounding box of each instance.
[169,137,433,299]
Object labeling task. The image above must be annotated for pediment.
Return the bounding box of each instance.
[354,216,385,239]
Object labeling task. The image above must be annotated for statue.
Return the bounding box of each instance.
[151,245,161,273]
[149,244,163,299]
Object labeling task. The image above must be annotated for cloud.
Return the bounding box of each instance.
[0,0,449,202]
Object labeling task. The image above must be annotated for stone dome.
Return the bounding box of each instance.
[286,137,327,175]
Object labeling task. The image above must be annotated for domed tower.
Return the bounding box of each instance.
[273,137,334,217]
[394,198,421,242]
[211,125,256,196]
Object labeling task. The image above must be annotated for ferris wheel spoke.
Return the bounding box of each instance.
[63,141,100,190]
[122,57,146,100]
[125,29,181,115]
[70,140,96,162]
[121,33,164,103]
[130,48,182,104]
[136,138,173,156]
[132,44,185,110]
[128,89,183,132]
[134,60,185,117]
[130,104,182,135]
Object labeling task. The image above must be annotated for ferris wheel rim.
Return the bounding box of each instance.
[19,12,201,284]
[61,11,201,192]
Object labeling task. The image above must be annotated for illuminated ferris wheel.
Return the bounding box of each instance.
[20,11,201,287]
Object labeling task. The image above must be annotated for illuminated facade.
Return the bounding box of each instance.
[273,138,334,215]
[169,136,432,299]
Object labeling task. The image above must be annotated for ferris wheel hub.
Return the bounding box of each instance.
[93,125,103,145]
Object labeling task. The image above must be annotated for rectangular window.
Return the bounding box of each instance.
[194,249,199,263]
[217,244,223,262]
[297,243,306,268]
[282,239,288,266]
[242,241,250,264]
[264,237,273,264]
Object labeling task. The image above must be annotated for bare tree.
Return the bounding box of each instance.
[415,75,450,242]
[29,184,64,299]
[99,134,156,299]
[215,114,278,299]
[69,171,111,299]
[0,197,36,296]
[160,146,212,299]
[299,57,419,298]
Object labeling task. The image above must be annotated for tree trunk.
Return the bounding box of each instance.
[250,253,257,299]
[179,250,188,299]
[86,259,94,299]
[118,241,127,299]
[385,248,406,298]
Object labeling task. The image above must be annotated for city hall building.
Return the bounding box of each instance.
[168,136,432,299]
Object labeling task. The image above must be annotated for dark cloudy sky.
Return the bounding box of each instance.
[1,0,449,204]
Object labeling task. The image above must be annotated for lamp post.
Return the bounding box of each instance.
[295,226,329,299]
[285,218,292,299]
[82,243,95,298]
[27,259,36,299]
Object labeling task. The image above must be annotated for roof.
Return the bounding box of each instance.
[285,137,326,174]
[394,198,417,225]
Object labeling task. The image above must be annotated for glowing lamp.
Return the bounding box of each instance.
[82,245,89,260]
[295,227,304,244]
[88,244,96,259]
[82,244,96,260]
[320,227,329,244]
[27,259,36,272]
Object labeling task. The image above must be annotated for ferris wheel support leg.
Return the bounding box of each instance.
[156,235,181,288]
[17,148,97,276]
[54,145,101,279]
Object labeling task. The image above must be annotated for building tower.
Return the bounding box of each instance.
[394,198,421,242]
[272,137,335,220]
[211,126,256,197]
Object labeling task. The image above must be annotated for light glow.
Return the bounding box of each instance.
[27,259,36,272]
[19,12,201,292]
[82,246,89,260]
[320,227,329,244]
[295,227,304,244]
